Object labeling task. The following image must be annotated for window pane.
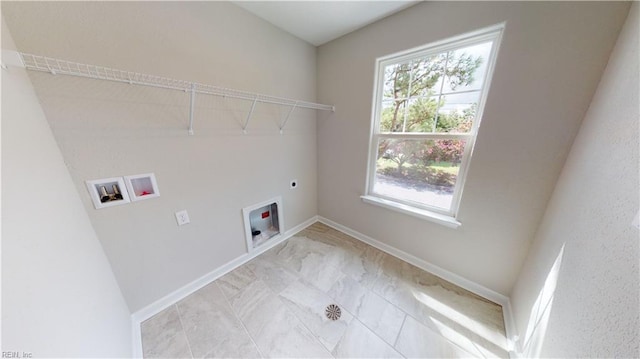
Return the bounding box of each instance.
[405,96,440,133]
[435,92,480,133]
[379,100,406,132]
[408,53,447,98]
[383,61,411,100]
[441,41,493,94]
[373,138,467,210]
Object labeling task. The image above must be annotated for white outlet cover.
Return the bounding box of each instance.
[175,210,190,226]
[632,210,640,230]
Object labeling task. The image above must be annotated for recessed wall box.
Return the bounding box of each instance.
[242,197,283,252]
[86,177,131,209]
[124,173,160,201]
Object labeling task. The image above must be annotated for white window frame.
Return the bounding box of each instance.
[362,24,504,228]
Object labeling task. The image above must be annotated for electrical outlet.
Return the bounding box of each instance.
[175,210,190,226]
[290,179,298,189]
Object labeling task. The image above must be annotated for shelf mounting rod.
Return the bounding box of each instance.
[243,97,258,134]
[188,83,196,135]
[279,101,298,135]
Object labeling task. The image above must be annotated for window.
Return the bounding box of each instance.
[363,25,503,227]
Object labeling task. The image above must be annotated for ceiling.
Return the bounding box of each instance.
[233,1,418,46]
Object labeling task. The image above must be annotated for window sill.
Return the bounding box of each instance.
[360,195,461,229]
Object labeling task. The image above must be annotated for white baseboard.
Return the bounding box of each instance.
[503,298,520,357]
[131,318,143,358]
[317,216,520,358]
[130,215,318,357]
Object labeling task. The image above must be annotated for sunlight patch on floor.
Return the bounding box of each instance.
[413,289,506,351]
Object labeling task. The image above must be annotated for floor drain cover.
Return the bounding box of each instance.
[325,304,341,321]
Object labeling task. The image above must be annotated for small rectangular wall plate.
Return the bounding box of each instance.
[124,173,160,202]
[175,210,190,226]
[86,177,131,209]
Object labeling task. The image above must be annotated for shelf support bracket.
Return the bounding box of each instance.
[188,83,195,135]
[44,57,56,75]
[243,97,258,134]
[279,101,298,135]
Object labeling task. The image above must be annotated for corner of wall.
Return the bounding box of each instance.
[2,17,133,357]
[507,3,639,357]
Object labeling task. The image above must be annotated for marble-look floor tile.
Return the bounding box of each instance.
[299,262,344,293]
[332,319,402,358]
[412,267,505,334]
[340,246,386,289]
[178,305,247,357]
[141,305,192,358]
[304,230,365,261]
[420,314,508,358]
[277,236,345,271]
[375,252,412,282]
[298,222,331,236]
[357,291,406,346]
[377,254,504,332]
[326,228,369,251]
[202,337,261,359]
[372,268,426,320]
[395,315,473,358]
[231,280,331,358]
[145,330,192,358]
[256,241,288,262]
[412,282,508,357]
[328,275,405,346]
[245,255,299,294]
[177,282,258,358]
[279,279,353,352]
[276,236,345,292]
[373,256,508,357]
[217,264,257,299]
[229,280,274,334]
[327,274,368,315]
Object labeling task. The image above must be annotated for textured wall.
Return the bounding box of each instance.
[2,19,132,357]
[510,3,639,357]
[2,2,319,312]
[316,1,629,296]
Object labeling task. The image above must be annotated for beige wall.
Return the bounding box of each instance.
[2,2,319,312]
[2,19,132,357]
[510,3,639,357]
[316,1,629,296]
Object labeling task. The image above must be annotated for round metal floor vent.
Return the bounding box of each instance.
[325,304,341,321]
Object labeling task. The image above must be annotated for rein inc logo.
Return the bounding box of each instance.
[2,352,32,358]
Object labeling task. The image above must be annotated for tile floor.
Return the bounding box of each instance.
[141,222,509,358]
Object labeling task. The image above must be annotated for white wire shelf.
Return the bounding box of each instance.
[17,52,335,134]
